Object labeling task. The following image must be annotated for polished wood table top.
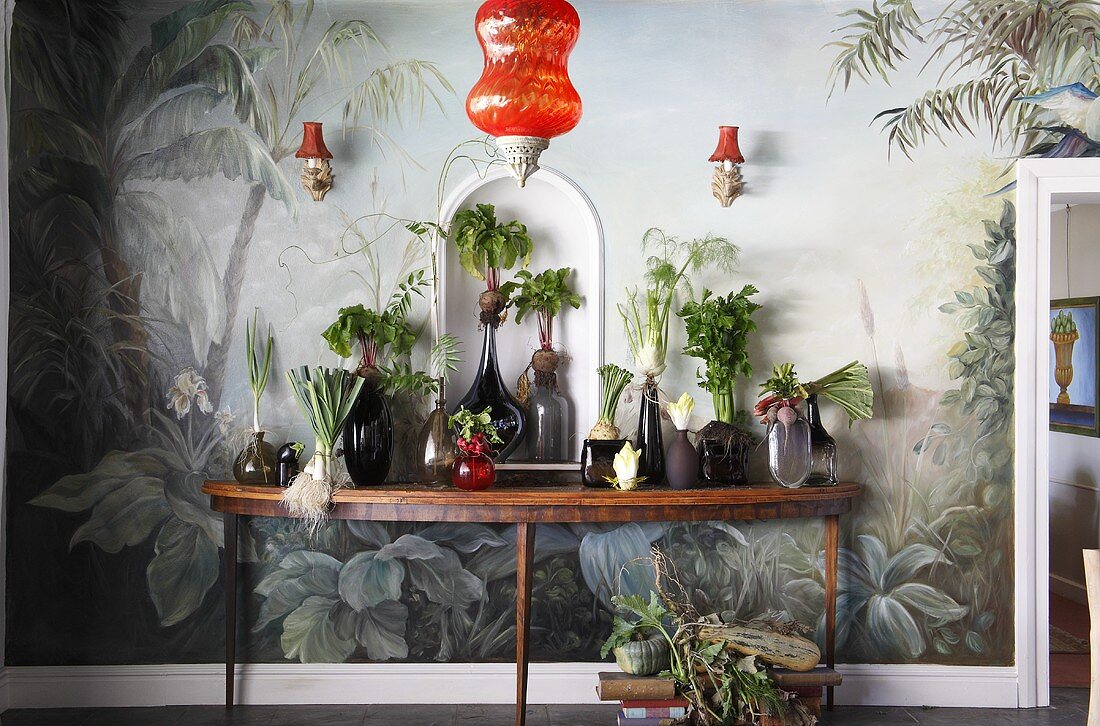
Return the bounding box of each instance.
[201,480,861,522]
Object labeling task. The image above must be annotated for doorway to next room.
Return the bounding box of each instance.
[1048,202,1100,688]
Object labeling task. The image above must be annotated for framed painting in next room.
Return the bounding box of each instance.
[1050,297,1100,436]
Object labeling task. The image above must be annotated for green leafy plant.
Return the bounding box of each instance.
[448,406,504,445]
[604,590,786,725]
[500,267,582,351]
[600,592,673,658]
[321,272,436,395]
[619,228,739,380]
[449,203,533,319]
[588,364,634,440]
[245,309,274,433]
[756,361,874,425]
[679,285,761,425]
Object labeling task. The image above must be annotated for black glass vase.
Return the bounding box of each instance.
[343,383,393,486]
[456,323,525,461]
[635,377,665,484]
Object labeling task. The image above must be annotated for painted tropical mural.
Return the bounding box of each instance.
[7,0,1097,668]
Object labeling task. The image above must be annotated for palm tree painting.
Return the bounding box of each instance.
[9,0,453,658]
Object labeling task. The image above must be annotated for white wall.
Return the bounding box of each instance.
[1048,203,1100,603]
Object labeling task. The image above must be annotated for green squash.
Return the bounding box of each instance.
[613,630,670,676]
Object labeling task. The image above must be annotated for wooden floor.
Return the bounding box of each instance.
[0,692,1089,726]
[1051,591,1091,689]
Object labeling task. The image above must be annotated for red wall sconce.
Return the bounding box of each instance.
[466,0,582,187]
[295,122,334,202]
[710,126,744,207]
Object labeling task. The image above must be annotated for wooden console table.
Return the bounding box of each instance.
[202,480,860,725]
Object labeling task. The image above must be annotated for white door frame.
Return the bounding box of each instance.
[1015,158,1100,708]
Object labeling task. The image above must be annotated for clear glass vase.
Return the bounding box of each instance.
[525,375,570,462]
[417,380,456,483]
[767,407,812,488]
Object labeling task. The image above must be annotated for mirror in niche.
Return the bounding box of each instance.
[438,166,604,466]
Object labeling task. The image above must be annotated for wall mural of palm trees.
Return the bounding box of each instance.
[8,0,1100,669]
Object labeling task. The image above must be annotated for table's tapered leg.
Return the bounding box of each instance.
[824,514,839,711]
[224,512,238,709]
[515,521,536,726]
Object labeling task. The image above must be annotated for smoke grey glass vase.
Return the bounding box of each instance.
[525,380,570,462]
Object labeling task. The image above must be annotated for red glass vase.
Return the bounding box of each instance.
[452,453,497,491]
[466,0,582,140]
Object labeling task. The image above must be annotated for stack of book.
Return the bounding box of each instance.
[597,672,685,726]
[616,697,690,725]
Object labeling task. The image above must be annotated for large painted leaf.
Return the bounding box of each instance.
[346,521,391,548]
[866,593,925,659]
[112,191,225,362]
[121,87,222,160]
[416,523,507,553]
[465,524,581,582]
[164,470,223,551]
[355,600,409,660]
[30,449,178,513]
[579,523,658,610]
[12,108,100,166]
[280,595,356,663]
[169,44,279,149]
[126,128,296,211]
[890,583,968,626]
[70,477,172,554]
[146,0,253,102]
[376,535,484,609]
[254,550,341,631]
[881,543,953,590]
[146,518,219,626]
[338,551,404,611]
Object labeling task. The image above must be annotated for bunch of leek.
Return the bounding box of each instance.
[282,366,365,533]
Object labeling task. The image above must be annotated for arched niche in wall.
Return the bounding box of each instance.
[438,166,604,463]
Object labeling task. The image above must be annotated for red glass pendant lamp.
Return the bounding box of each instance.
[710,125,744,207]
[466,0,582,187]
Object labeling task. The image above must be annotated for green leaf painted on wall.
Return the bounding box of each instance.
[69,477,172,554]
[338,552,404,612]
[254,550,342,631]
[280,596,356,663]
[354,600,409,660]
[146,518,219,626]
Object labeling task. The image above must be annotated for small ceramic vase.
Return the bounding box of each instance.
[276,442,302,487]
[580,439,628,488]
[665,430,699,490]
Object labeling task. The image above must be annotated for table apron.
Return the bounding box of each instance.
[208,496,853,522]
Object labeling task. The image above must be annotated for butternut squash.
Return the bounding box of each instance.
[697,623,820,672]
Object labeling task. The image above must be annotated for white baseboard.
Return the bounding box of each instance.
[1,662,1021,710]
[834,664,1019,708]
[1050,572,1089,605]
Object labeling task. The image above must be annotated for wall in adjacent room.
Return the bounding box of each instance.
[7,0,1044,673]
[1049,204,1100,603]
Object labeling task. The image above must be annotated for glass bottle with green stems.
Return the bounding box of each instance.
[233,311,277,486]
